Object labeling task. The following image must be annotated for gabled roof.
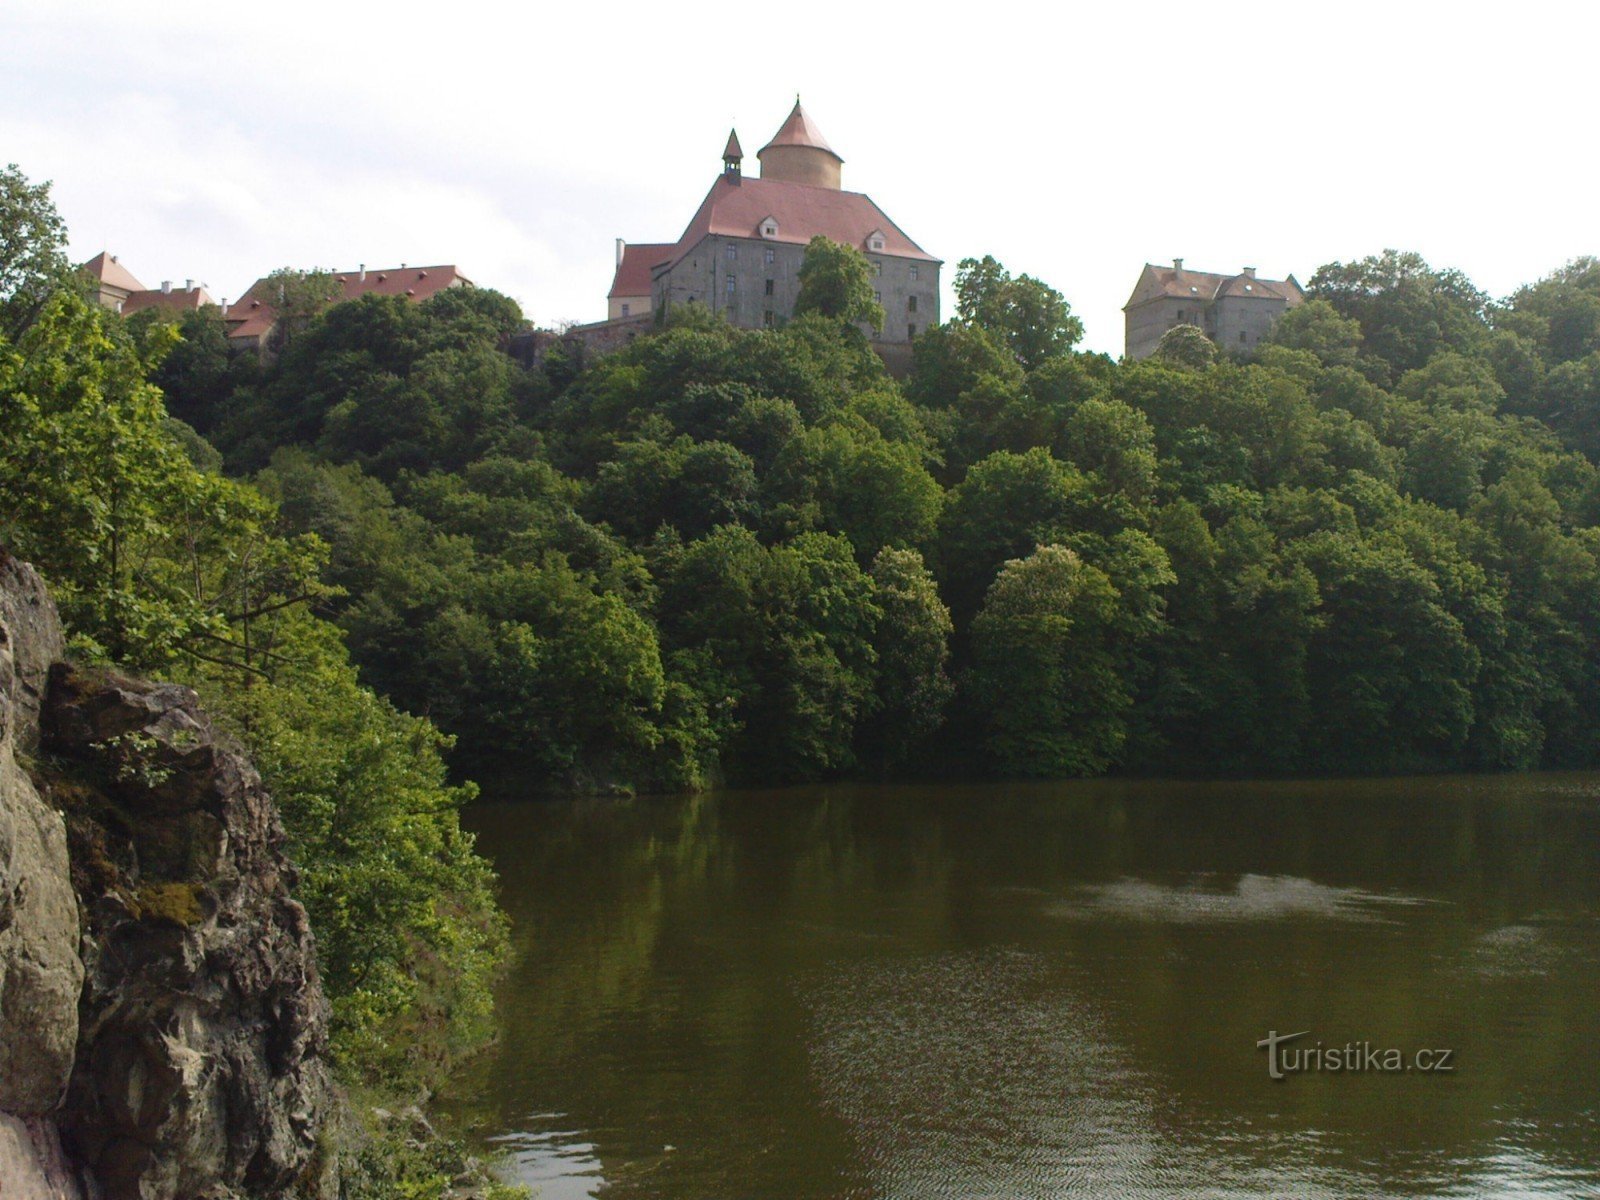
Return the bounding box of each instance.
[122,286,215,316]
[657,175,936,274]
[225,264,470,341]
[1124,263,1303,309]
[758,99,842,162]
[81,251,147,293]
[608,243,674,299]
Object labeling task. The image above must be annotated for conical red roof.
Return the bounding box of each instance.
[758,99,841,162]
[723,128,743,160]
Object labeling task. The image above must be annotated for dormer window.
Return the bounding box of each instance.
[759,216,779,239]
[866,230,887,253]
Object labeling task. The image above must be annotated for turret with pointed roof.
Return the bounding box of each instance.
[757,97,843,190]
[596,98,939,370]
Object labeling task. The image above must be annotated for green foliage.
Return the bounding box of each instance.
[795,236,885,331]
[659,527,880,782]
[1308,250,1490,382]
[0,163,72,337]
[0,174,508,1121]
[954,254,1084,369]
[201,618,506,1085]
[860,547,954,767]
[21,155,1600,806]
[968,545,1128,775]
[1152,323,1217,368]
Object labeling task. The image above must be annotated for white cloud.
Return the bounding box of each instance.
[4,0,1596,351]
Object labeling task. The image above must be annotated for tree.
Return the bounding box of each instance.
[1152,323,1216,368]
[936,447,1087,624]
[1308,250,1489,380]
[659,527,879,782]
[795,236,884,331]
[954,254,1083,369]
[262,266,343,352]
[0,164,71,338]
[0,288,327,669]
[967,544,1128,775]
[859,547,954,766]
[1261,298,1364,368]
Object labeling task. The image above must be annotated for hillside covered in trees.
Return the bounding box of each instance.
[140,240,1600,790]
[10,162,1600,809]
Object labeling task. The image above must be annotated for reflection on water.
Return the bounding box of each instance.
[438,775,1600,1198]
[1048,873,1436,924]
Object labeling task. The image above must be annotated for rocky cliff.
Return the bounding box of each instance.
[0,549,336,1199]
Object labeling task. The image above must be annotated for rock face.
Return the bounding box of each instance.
[0,548,336,1200]
[0,553,85,1118]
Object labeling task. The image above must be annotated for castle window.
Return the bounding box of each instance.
[726,244,737,260]
[874,291,881,304]
[908,323,917,339]
[873,260,882,275]
[1239,331,1247,343]
[765,279,775,296]
[621,303,631,317]
[726,275,736,294]
[908,295,918,313]
[764,248,775,265]
[910,265,920,281]
[764,310,775,326]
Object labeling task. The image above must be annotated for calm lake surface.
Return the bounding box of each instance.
[439,776,1600,1198]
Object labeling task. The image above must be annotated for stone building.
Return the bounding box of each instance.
[81,252,214,317]
[223,263,472,350]
[601,100,939,357]
[1124,260,1303,360]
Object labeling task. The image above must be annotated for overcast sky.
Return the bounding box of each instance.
[5,1,1594,354]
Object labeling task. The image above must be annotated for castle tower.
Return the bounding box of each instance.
[757,97,842,190]
[723,129,743,182]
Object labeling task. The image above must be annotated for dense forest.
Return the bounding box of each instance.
[131,231,1600,791]
[6,156,1600,1182]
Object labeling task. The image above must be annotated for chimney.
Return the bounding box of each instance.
[1173,258,1184,271]
[359,263,367,282]
[1242,266,1257,278]
[185,279,194,292]
[616,238,626,268]
[161,280,172,294]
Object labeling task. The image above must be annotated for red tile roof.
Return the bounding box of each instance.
[758,100,841,162]
[608,243,674,299]
[659,175,936,273]
[122,286,215,316]
[1125,264,1303,308]
[225,265,470,342]
[81,251,147,294]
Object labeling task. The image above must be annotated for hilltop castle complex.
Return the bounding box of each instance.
[84,104,1308,366]
[598,100,940,358]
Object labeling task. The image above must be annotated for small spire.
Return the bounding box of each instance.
[723,128,743,161]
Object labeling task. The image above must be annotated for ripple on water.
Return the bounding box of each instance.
[1045,873,1437,926]
[803,948,1375,1199]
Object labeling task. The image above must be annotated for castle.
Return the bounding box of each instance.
[603,100,940,352]
[1124,260,1304,360]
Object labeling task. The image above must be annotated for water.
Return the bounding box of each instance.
[439,775,1600,1198]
